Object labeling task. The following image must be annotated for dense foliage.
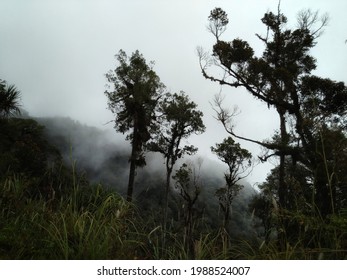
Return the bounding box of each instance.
[200,6,347,255]
[105,50,165,202]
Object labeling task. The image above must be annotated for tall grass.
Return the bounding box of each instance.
[42,186,131,259]
[227,207,347,260]
[0,171,346,259]
[0,171,144,259]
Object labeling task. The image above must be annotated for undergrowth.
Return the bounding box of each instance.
[0,172,346,259]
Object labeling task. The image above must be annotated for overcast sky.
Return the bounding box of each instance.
[1,0,346,186]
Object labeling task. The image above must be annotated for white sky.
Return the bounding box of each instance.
[1,0,346,185]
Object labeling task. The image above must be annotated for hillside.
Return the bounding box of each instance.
[0,116,263,259]
[1,116,345,259]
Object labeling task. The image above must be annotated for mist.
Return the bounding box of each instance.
[2,0,346,188]
[2,0,346,255]
[31,115,260,238]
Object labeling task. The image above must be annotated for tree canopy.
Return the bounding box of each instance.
[200,6,347,247]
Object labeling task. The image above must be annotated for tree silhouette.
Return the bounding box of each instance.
[211,137,252,228]
[200,6,347,247]
[147,91,205,226]
[199,6,346,217]
[173,162,202,258]
[105,50,165,202]
[0,79,21,119]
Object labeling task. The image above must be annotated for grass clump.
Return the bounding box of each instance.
[0,172,144,259]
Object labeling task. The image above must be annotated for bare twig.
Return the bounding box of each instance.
[297,9,329,39]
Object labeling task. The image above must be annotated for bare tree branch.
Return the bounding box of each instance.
[211,93,276,150]
[297,9,329,39]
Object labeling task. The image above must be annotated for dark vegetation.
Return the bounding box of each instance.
[1,5,347,259]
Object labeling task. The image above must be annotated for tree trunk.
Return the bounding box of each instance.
[185,204,195,259]
[277,109,288,249]
[127,151,136,202]
[163,166,172,226]
[161,164,173,255]
[127,120,139,202]
[224,205,230,229]
[314,163,334,217]
[278,110,287,208]
[165,167,172,210]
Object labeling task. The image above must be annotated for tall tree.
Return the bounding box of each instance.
[0,79,21,119]
[147,91,205,223]
[200,6,347,248]
[105,50,165,202]
[199,6,346,217]
[211,137,252,228]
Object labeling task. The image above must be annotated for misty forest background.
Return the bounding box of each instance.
[1,5,347,259]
